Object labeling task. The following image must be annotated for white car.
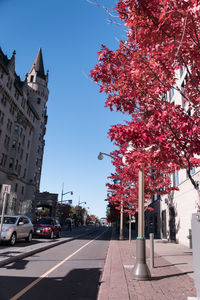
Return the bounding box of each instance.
[0,215,33,246]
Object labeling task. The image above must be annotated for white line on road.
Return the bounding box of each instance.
[10,229,108,300]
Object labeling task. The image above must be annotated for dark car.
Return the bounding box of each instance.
[33,217,61,239]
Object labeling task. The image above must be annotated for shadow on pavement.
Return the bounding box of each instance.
[0,268,102,300]
[151,271,194,280]
[5,259,29,270]
[154,262,188,268]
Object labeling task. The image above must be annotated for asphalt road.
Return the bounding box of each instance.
[0,227,111,300]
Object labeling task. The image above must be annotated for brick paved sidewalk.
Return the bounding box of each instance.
[98,231,196,300]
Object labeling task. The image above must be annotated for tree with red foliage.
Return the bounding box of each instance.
[105,147,178,216]
[90,0,200,207]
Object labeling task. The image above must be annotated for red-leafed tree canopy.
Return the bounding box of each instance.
[90,0,200,209]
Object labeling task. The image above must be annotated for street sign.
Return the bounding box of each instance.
[1,184,11,194]
[0,184,11,241]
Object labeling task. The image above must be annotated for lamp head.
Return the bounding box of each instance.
[98,152,104,160]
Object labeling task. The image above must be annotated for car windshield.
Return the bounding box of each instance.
[0,217,17,224]
[38,219,52,225]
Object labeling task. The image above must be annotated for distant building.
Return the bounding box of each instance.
[35,192,58,218]
[0,48,49,218]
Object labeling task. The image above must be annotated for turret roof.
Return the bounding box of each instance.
[29,48,45,80]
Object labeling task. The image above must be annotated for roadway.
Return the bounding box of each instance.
[0,227,111,300]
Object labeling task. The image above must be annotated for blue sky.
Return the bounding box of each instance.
[0,0,128,218]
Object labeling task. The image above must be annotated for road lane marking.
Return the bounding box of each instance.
[10,229,108,300]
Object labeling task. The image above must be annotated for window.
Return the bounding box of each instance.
[0,111,5,124]
[23,168,26,178]
[153,194,158,201]
[20,149,23,160]
[12,140,17,149]
[174,170,179,186]
[37,98,41,104]
[4,135,10,147]
[169,88,174,102]
[20,128,23,137]
[0,153,7,166]
[15,159,18,171]
[21,98,25,109]
[180,67,185,78]
[9,104,15,115]
[22,134,25,145]
[14,125,19,134]
[14,183,18,192]
[18,164,21,175]
[21,186,24,194]
[15,91,19,100]
[9,158,14,169]
[30,75,34,82]
[23,217,29,224]
[6,76,12,90]
[1,95,7,106]
[181,83,185,108]
[7,119,12,131]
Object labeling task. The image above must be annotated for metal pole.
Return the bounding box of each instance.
[61,183,64,204]
[0,192,7,241]
[129,213,131,244]
[150,233,154,269]
[138,168,144,238]
[132,167,151,280]
[119,200,124,240]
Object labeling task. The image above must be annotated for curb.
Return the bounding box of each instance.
[0,229,98,267]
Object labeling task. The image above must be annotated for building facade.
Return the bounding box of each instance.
[35,192,58,219]
[146,68,200,247]
[0,48,49,218]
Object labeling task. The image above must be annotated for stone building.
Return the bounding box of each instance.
[0,47,49,218]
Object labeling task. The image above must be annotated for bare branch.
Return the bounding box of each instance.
[86,0,118,18]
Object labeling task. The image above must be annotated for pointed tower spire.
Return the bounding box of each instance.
[29,48,45,80]
[9,50,16,72]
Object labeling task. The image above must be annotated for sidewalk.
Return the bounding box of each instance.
[98,230,197,300]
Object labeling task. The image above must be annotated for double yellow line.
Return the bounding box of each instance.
[10,229,107,300]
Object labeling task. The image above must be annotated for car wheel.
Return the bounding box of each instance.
[25,231,33,243]
[50,231,54,239]
[10,233,16,246]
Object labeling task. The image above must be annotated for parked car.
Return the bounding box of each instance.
[0,215,33,246]
[33,217,61,239]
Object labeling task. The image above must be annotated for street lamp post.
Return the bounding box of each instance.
[119,200,124,240]
[98,151,124,240]
[61,183,73,204]
[77,200,86,225]
[122,143,151,280]
[132,167,151,280]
